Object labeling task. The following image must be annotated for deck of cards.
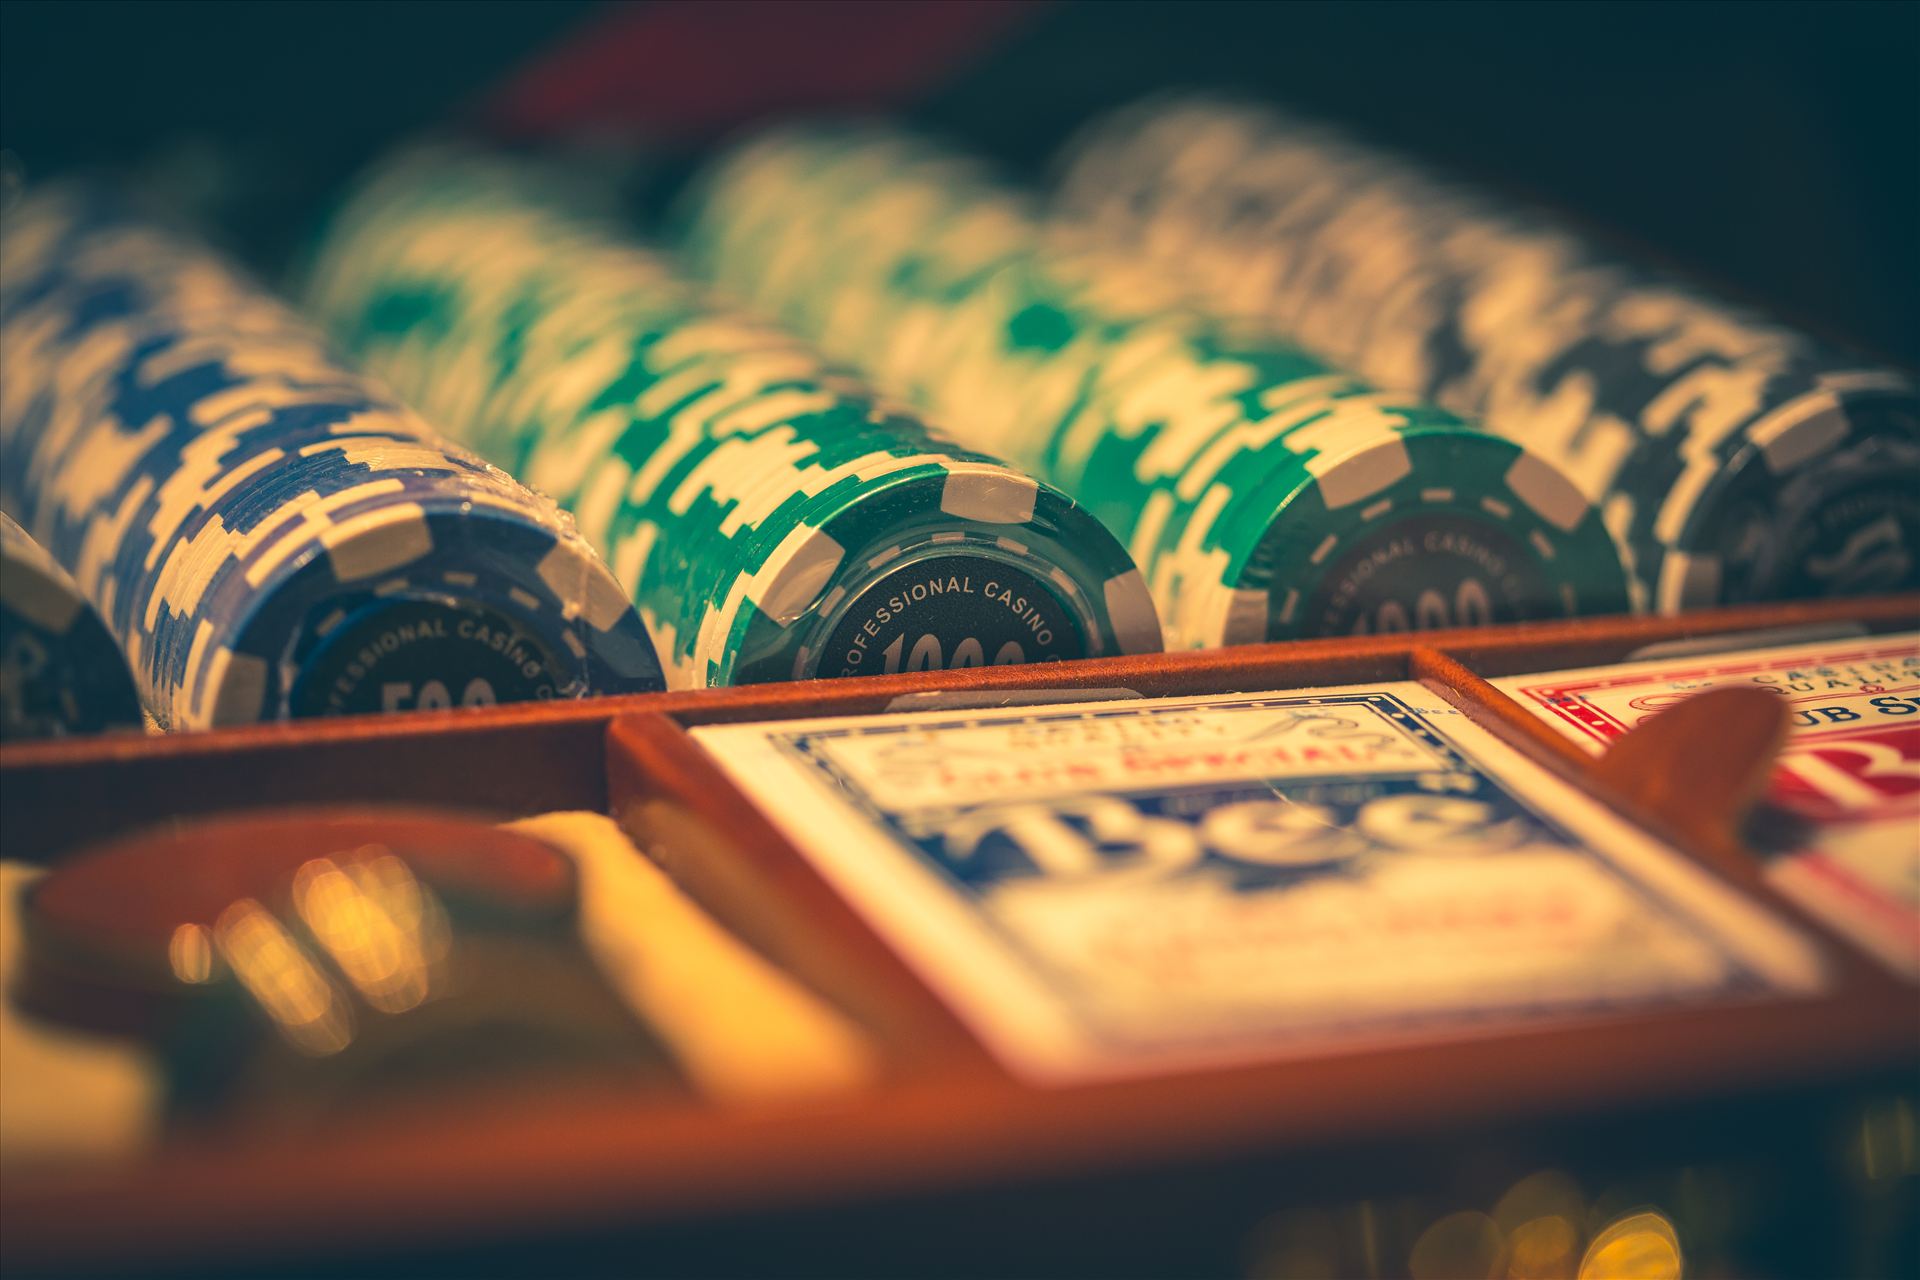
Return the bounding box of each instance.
[693,680,1829,1082]
[1498,632,1920,981]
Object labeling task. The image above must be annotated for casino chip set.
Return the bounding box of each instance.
[0,98,1910,734]
[300,146,1161,687]
[0,511,142,739]
[1051,97,1920,614]
[0,185,665,731]
[673,127,1632,648]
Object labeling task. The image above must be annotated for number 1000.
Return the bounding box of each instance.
[882,634,1027,672]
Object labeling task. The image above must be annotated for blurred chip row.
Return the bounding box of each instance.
[2,95,1911,736]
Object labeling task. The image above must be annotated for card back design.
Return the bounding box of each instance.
[1497,634,1920,979]
[693,683,1824,1081]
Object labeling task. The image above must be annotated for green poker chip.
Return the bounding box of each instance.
[300,145,1162,688]
[718,466,1110,683]
[1049,96,1920,613]
[673,126,1631,646]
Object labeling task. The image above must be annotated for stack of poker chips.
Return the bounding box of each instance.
[1052,96,1920,613]
[0,511,143,740]
[0,185,665,730]
[299,146,1162,688]
[673,126,1631,649]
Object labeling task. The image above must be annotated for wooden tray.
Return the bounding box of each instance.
[3,595,1916,1275]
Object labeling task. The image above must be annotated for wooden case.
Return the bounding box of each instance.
[3,595,1916,1275]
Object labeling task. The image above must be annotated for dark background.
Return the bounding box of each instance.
[3,0,1916,370]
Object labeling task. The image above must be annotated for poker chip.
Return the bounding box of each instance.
[671,126,1631,647]
[0,184,666,730]
[1050,96,1920,613]
[298,145,1162,686]
[16,807,579,1036]
[0,510,144,739]
[16,807,680,1118]
[164,929,682,1127]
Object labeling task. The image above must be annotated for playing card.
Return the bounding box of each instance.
[692,683,1825,1081]
[1496,634,1920,979]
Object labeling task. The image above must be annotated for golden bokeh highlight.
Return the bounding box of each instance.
[166,921,215,984]
[212,898,353,1056]
[291,848,448,1016]
[1577,1209,1682,1280]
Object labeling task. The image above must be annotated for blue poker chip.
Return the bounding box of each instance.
[0,510,144,739]
[0,183,665,729]
[221,502,661,722]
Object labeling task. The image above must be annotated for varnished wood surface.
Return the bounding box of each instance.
[4,596,1916,863]
[4,992,1914,1273]
[606,713,996,1076]
[7,595,1915,774]
[2,594,1917,1272]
